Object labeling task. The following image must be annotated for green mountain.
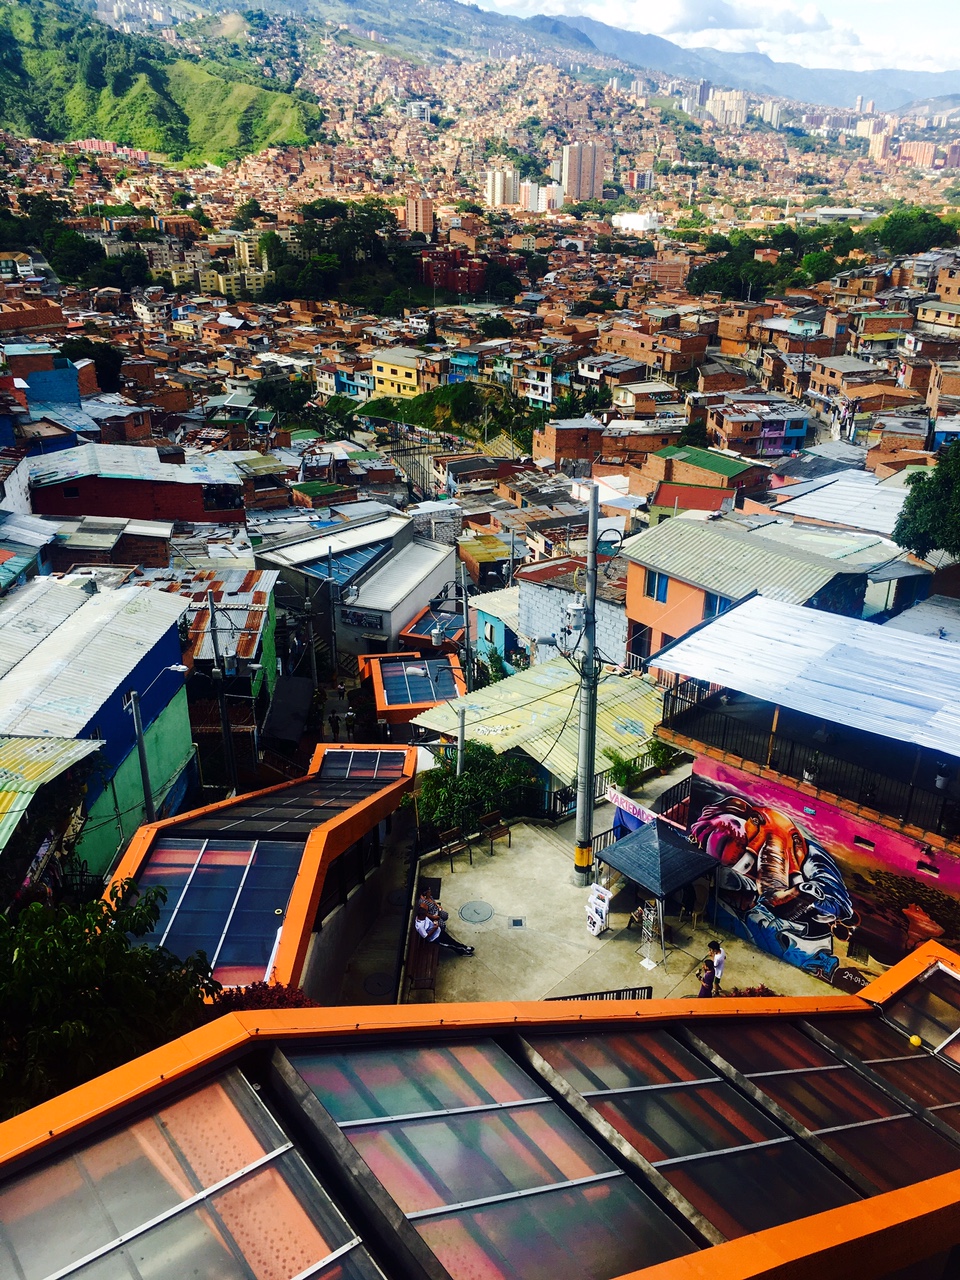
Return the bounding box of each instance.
[0,0,323,162]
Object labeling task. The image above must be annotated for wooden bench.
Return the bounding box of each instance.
[405,875,442,1002]
[439,826,471,872]
[479,810,511,857]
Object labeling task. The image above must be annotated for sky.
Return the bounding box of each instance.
[473,0,960,72]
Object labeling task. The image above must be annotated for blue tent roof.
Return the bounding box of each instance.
[597,820,716,899]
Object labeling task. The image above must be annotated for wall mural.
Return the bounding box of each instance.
[689,760,960,990]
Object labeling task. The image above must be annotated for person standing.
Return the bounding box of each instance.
[329,711,340,741]
[708,940,726,993]
[415,907,474,955]
[344,708,356,740]
[337,681,346,701]
[697,959,715,999]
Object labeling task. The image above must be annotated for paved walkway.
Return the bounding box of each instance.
[427,817,830,1003]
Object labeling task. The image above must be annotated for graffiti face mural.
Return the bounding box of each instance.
[688,759,960,988]
[691,791,855,980]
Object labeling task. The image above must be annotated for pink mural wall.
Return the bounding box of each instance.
[690,758,958,989]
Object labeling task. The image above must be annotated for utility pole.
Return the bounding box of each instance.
[127,691,156,824]
[456,705,466,777]
[459,559,472,693]
[208,589,239,795]
[304,592,319,692]
[573,483,600,887]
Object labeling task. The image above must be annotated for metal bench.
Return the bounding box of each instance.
[439,826,471,872]
[478,810,511,857]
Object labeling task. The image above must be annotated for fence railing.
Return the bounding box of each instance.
[653,773,692,825]
[661,683,955,838]
[546,986,653,1002]
[591,827,618,856]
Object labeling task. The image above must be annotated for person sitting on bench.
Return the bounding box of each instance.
[414,906,474,955]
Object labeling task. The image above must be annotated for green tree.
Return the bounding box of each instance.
[258,230,287,269]
[892,442,960,559]
[49,229,104,280]
[416,742,531,834]
[60,336,125,392]
[877,207,955,255]
[801,251,839,282]
[0,881,218,1119]
[478,315,514,338]
[231,196,263,230]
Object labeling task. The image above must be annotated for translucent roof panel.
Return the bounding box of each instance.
[318,749,407,783]
[379,658,459,706]
[289,1042,544,1124]
[137,838,303,986]
[405,609,465,640]
[883,966,960,1050]
[0,1070,384,1280]
[530,1029,858,1241]
[301,540,390,584]
[286,1039,697,1277]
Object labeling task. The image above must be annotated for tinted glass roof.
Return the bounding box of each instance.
[379,658,459,706]
[9,977,960,1280]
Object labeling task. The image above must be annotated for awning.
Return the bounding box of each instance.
[598,820,716,900]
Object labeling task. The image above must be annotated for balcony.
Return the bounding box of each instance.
[658,679,960,845]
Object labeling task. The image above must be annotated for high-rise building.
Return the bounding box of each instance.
[868,132,891,163]
[561,143,606,202]
[760,101,782,129]
[520,182,564,212]
[405,196,434,236]
[898,140,937,168]
[484,167,519,207]
[946,142,960,169]
[865,99,875,114]
[695,79,711,107]
[855,95,863,113]
[405,101,431,122]
[705,89,748,127]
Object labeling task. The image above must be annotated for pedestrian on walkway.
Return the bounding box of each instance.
[337,681,346,701]
[707,940,726,993]
[344,708,356,739]
[696,959,715,999]
[329,712,340,741]
[415,907,474,955]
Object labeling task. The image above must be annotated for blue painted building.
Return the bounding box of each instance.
[471,585,525,677]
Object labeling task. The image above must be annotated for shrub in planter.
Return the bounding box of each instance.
[210,981,318,1013]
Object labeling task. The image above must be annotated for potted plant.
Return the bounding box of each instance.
[603,747,642,791]
[647,739,678,775]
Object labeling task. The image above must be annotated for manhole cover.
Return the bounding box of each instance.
[459,900,494,923]
[386,889,407,907]
[363,972,394,997]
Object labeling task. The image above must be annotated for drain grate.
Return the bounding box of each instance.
[363,972,394,997]
[510,917,526,929]
[459,900,494,924]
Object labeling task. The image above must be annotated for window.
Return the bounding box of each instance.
[703,593,730,620]
[62,485,80,498]
[644,570,668,603]
[484,621,496,643]
[629,623,651,660]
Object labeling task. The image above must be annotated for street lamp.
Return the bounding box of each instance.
[124,664,189,825]
[408,663,466,776]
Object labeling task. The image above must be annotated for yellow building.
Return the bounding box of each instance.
[371,346,423,398]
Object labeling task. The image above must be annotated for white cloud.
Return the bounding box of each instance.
[476,0,960,71]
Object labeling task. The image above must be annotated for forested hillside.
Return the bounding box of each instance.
[0,0,323,162]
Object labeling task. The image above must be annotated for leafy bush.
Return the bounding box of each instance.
[211,982,317,1012]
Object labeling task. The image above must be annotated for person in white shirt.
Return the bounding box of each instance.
[708,940,726,993]
[415,908,474,955]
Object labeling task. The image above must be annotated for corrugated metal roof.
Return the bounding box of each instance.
[0,581,188,737]
[621,519,858,603]
[258,515,409,570]
[472,585,520,634]
[653,595,960,759]
[132,568,278,663]
[29,444,242,489]
[413,657,662,784]
[775,478,907,537]
[350,540,453,613]
[0,735,102,855]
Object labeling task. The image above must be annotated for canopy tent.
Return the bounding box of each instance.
[597,819,717,964]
